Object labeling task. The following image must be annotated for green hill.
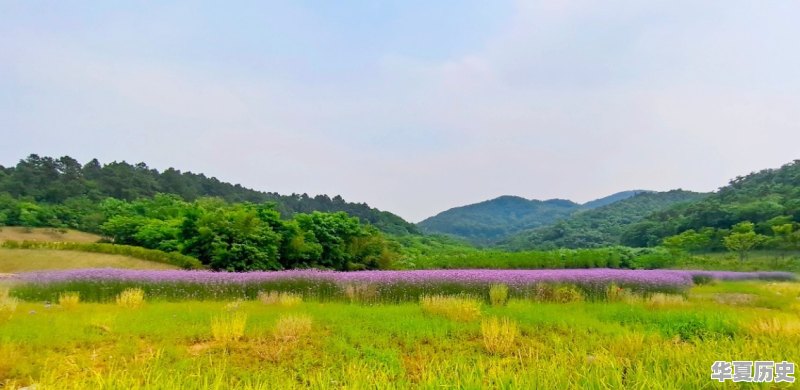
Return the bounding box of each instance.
[0,154,416,235]
[501,190,709,250]
[622,160,800,248]
[417,196,580,246]
[416,191,651,246]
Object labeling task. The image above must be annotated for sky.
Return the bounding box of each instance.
[1,1,799,222]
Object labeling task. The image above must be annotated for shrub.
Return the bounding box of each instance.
[257,291,302,307]
[420,294,481,322]
[59,291,80,309]
[211,312,247,343]
[115,288,145,309]
[481,317,518,355]
[489,284,509,306]
[274,314,313,342]
[0,288,19,321]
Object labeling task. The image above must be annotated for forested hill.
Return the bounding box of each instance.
[581,190,650,209]
[500,190,709,250]
[621,160,800,247]
[0,154,417,235]
[417,196,581,246]
[416,191,652,246]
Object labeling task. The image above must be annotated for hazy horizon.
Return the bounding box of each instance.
[3,1,799,222]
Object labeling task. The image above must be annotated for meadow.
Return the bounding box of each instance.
[1,229,799,388]
[2,269,799,389]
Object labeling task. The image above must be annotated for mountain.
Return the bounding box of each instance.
[0,154,417,235]
[582,190,651,209]
[417,196,581,245]
[621,160,800,247]
[416,190,657,246]
[500,190,709,250]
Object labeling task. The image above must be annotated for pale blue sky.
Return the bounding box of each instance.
[2,1,799,222]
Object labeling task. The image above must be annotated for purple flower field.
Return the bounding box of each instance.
[8,268,795,303]
[13,268,795,286]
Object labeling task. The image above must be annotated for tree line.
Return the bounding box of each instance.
[0,154,417,235]
[0,193,398,271]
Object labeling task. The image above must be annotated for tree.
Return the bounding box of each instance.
[771,223,798,256]
[295,211,364,270]
[662,229,713,254]
[723,222,766,261]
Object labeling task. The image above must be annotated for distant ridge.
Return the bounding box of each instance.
[500,190,709,250]
[582,190,651,209]
[417,191,650,245]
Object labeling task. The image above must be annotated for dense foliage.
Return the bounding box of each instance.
[501,190,708,250]
[0,193,397,271]
[623,160,800,251]
[0,154,417,235]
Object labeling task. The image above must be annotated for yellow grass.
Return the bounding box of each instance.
[257,291,303,307]
[58,291,81,309]
[489,284,509,306]
[0,249,178,272]
[211,312,247,343]
[420,294,481,322]
[481,317,519,355]
[115,288,145,309]
[274,314,313,342]
[0,287,18,321]
[746,316,800,336]
[0,227,101,243]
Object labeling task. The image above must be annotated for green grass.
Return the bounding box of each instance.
[1,281,798,389]
[0,249,179,273]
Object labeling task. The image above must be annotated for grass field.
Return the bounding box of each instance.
[0,249,178,273]
[0,227,101,244]
[1,280,798,389]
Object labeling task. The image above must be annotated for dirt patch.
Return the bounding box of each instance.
[188,342,214,356]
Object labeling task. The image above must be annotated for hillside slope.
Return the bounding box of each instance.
[622,160,800,247]
[0,249,178,272]
[0,227,101,243]
[501,190,709,250]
